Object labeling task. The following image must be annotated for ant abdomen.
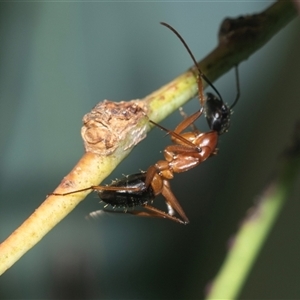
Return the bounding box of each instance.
[98,173,154,208]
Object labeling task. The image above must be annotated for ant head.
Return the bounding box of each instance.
[205,92,231,135]
[204,66,240,135]
[160,22,240,134]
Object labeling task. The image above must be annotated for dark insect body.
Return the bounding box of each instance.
[50,22,240,224]
[99,173,153,208]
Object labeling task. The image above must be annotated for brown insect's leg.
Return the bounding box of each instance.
[173,109,203,136]
[161,180,189,224]
[144,165,158,188]
[50,186,95,196]
[149,120,197,149]
[88,206,185,224]
[92,186,140,192]
[50,185,140,196]
[164,143,202,156]
[129,205,186,224]
[179,107,198,132]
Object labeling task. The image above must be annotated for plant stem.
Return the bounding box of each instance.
[0,0,297,275]
[206,122,300,299]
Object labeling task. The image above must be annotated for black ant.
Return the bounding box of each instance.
[50,22,240,224]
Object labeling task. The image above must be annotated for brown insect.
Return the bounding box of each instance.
[50,22,240,224]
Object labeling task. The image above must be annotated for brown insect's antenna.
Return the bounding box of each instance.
[160,22,223,106]
[230,65,240,109]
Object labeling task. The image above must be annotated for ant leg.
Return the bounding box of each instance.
[161,180,189,224]
[150,120,197,149]
[130,205,187,224]
[179,107,198,132]
[166,202,175,216]
[50,185,140,196]
[142,167,189,223]
[173,108,203,136]
[87,208,184,224]
[87,205,185,224]
[149,109,203,149]
[144,165,159,188]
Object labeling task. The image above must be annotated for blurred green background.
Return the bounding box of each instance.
[1,2,300,299]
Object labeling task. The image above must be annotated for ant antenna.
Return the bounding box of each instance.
[230,65,240,109]
[160,22,223,105]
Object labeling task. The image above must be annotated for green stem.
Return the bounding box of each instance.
[206,128,300,299]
